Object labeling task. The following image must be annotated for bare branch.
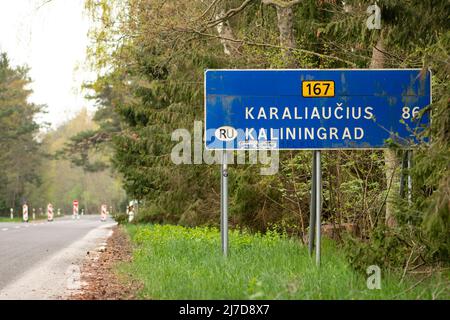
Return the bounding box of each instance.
[195,0,222,21]
[36,0,54,11]
[202,0,254,30]
[262,0,302,8]
[188,29,358,66]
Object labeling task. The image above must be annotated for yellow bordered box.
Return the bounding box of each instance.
[302,80,335,97]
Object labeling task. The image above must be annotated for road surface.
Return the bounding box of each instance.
[0,215,116,299]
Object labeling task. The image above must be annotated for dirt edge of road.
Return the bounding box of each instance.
[69,225,142,300]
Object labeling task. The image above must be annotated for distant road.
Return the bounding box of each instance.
[0,215,116,299]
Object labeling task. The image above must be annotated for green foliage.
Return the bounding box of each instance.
[27,109,127,214]
[80,0,449,272]
[317,0,450,268]
[114,211,129,225]
[0,52,43,214]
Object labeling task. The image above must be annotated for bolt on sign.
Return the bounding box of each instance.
[205,69,431,150]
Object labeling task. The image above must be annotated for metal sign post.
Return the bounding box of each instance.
[308,152,317,256]
[315,150,322,267]
[308,150,322,266]
[407,150,413,205]
[221,151,229,257]
[400,149,413,205]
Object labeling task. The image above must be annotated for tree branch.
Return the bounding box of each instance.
[262,0,302,8]
[202,0,254,30]
[189,29,357,66]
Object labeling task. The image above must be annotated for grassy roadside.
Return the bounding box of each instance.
[0,215,66,222]
[0,216,45,222]
[119,224,449,300]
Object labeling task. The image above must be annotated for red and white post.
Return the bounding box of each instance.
[47,203,54,222]
[23,204,29,222]
[100,204,107,221]
[73,200,79,220]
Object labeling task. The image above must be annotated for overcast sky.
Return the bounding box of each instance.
[0,0,96,128]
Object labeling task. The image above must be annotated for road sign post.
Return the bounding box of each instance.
[314,151,322,266]
[205,69,431,264]
[221,151,229,257]
[400,150,414,205]
[407,150,413,205]
[308,152,316,256]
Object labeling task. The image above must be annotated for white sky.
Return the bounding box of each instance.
[0,0,96,128]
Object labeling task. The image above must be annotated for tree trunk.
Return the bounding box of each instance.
[370,38,398,228]
[275,5,297,68]
[215,13,240,56]
[262,0,298,68]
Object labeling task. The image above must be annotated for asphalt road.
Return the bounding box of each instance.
[0,215,116,299]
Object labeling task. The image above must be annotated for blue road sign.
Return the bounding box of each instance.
[205,69,431,150]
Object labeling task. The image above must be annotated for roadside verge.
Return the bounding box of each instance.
[69,226,141,300]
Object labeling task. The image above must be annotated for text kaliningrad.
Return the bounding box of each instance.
[243,104,374,141]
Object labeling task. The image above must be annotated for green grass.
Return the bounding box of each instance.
[121,224,449,300]
[0,215,63,222]
[0,217,23,222]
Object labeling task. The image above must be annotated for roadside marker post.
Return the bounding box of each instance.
[100,204,107,221]
[57,208,61,216]
[205,69,431,265]
[47,203,54,222]
[32,208,36,220]
[23,204,29,223]
[73,200,79,220]
[10,208,13,220]
[127,204,135,222]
